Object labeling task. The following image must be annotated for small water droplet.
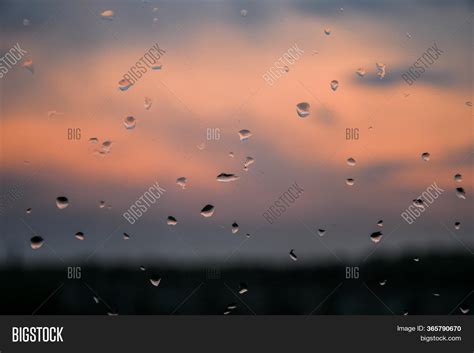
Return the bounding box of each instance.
[243,157,255,170]
[26,208,32,214]
[296,102,310,118]
[355,68,366,77]
[153,17,158,23]
[217,173,240,182]
[238,129,252,141]
[317,229,326,236]
[413,199,425,209]
[455,187,466,199]
[432,292,440,297]
[75,232,85,240]
[123,232,130,240]
[346,157,356,166]
[23,18,30,26]
[239,283,248,294]
[454,222,461,230]
[345,178,355,186]
[101,10,115,20]
[330,80,339,91]
[30,236,43,249]
[107,312,118,316]
[227,303,237,310]
[289,249,298,261]
[197,142,206,150]
[413,257,420,262]
[376,62,386,79]
[123,116,136,130]
[324,28,331,35]
[89,137,99,144]
[167,216,177,226]
[93,296,99,304]
[176,177,187,189]
[240,9,248,17]
[56,196,69,209]
[403,310,409,316]
[200,204,215,217]
[421,152,430,161]
[21,59,34,73]
[406,32,412,39]
[370,231,383,244]
[460,306,470,314]
[144,97,152,110]
[229,152,234,158]
[465,101,472,107]
[377,220,383,227]
[150,275,161,287]
[153,7,159,12]
[99,200,106,208]
[140,266,146,271]
[118,78,132,91]
[379,280,387,286]
[151,63,162,70]
[284,65,289,73]
[231,222,239,234]
[454,173,462,182]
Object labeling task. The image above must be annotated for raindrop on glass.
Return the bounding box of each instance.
[330,80,339,91]
[123,232,130,240]
[455,187,466,199]
[75,232,85,241]
[26,208,32,214]
[21,59,34,73]
[460,306,470,314]
[370,231,383,244]
[140,266,146,271]
[118,78,132,91]
[200,204,215,218]
[167,216,177,226]
[217,173,240,182]
[317,229,326,236]
[176,177,187,189]
[239,283,248,294]
[93,296,99,304]
[144,97,152,110]
[231,222,239,234]
[229,152,234,158]
[346,178,355,186]
[56,196,69,209]
[421,152,430,161]
[465,101,472,107]
[432,292,440,297]
[376,62,386,79]
[454,173,462,182]
[379,280,387,286]
[240,9,248,17]
[30,236,43,250]
[346,157,356,166]
[23,18,30,26]
[123,116,136,130]
[296,102,310,118]
[324,28,331,35]
[377,220,383,227]
[238,129,252,141]
[89,137,99,144]
[150,275,161,287]
[101,10,115,20]
[227,303,237,310]
[356,68,366,77]
[99,200,106,208]
[151,63,162,70]
[413,199,425,209]
[413,257,420,262]
[244,156,255,170]
[454,222,461,230]
[289,249,298,261]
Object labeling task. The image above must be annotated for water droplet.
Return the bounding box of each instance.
[239,283,248,294]
[151,63,162,70]
[460,306,470,314]
[153,7,159,12]
[229,152,234,158]
[330,80,339,91]
[403,310,409,316]
[217,173,240,182]
[227,303,237,310]
[223,310,231,315]
[140,266,146,271]
[454,222,461,230]
[454,173,462,182]
[118,78,132,91]
[317,229,326,236]
[144,97,152,110]
[89,137,99,144]
[240,9,248,17]
[123,116,136,130]
[238,129,252,141]
[413,199,425,209]
[355,68,366,77]
[289,249,298,261]
[167,216,177,226]
[284,65,289,72]
[56,196,69,209]
[153,17,158,23]
[30,236,43,249]
[243,157,255,171]
[376,62,386,79]
[99,200,106,208]
[455,187,466,199]
[232,222,239,234]
[23,18,30,26]
[324,28,331,35]
[432,292,440,297]
[200,204,215,218]
[176,177,187,189]
[26,208,32,214]
[21,59,34,73]
[246,233,250,238]
[101,10,115,20]
[123,232,130,240]
[406,32,412,39]
[413,257,420,262]
[345,178,355,186]
[346,157,356,166]
[150,275,161,287]
[465,101,472,107]
[107,312,118,316]
[197,142,205,150]
[93,296,99,304]
[75,232,85,241]
[370,231,383,244]
[296,102,310,118]
[377,220,383,227]
[47,110,63,118]
[379,280,387,286]
[421,152,430,161]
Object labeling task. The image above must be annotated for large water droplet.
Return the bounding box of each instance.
[217,173,240,182]
[454,173,462,182]
[75,232,85,241]
[123,116,136,129]
[455,187,466,199]
[150,275,161,287]
[200,204,215,217]
[167,216,177,226]
[101,10,115,20]
[346,157,356,166]
[231,222,239,234]
[370,231,383,243]
[238,129,252,141]
[289,249,298,261]
[330,80,339,91]
[56,196,69,209]
[421,152,430,161]
[296,102,310,118]
[176,177,187,189]
[30,236,43,249]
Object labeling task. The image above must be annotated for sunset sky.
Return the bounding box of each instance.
[0,0,472,266]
